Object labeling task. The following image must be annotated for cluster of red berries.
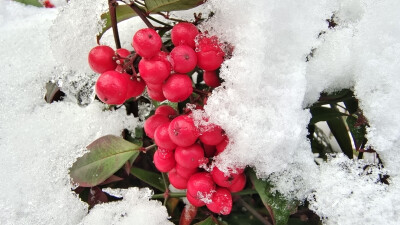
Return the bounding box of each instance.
[88,22,224,105]
[145,105,246,215]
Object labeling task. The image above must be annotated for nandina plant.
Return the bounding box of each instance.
[66,1,377,225]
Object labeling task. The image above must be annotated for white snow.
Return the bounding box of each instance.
[1,0,400,224]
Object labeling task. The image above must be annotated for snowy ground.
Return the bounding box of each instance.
[1,0,400,224]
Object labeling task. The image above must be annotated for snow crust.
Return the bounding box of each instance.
[1,0,400,224]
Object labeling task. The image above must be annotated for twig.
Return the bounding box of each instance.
[109,0,121,49]
[238,198,272,225]
[128,3,155,29]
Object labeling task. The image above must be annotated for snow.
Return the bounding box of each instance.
[1,0,400,224]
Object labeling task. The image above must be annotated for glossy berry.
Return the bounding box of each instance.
[95,71,128,105]
[168,115,199,147]
[210,166,242,188]
[199,124,225,146]
[171,22,199,49]
[115,48,130,64]
[170,45,197,73]
[154,123,177,150]
[187,172,216,203]
[121,74,145,99]
[168,168,188,189]
[43,0,55,8]
[216,137,229,155]
[196,36,225,71]
[203,70,221,88]
[206,187,232,215]
[157,148,174,159]
[147,83,167,102]
[163,74,193,102]
[88,46,117,74]
[203,143,217,158]
[138,58,170,84]
[228,173,246,193]
[132,28,162,58]
[144,114,170,139]
[153,149,175,172]
[186,191,206,207]
[175,144,205,169]
[175,164,198,179]
[155,105,178,118]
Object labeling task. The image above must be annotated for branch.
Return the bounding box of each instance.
[109,0,121,49]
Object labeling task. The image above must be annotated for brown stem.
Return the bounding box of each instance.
[109,0,121,49]
[193,88,210,96]
[129,3,155,29]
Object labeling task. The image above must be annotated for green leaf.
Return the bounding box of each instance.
[98,5,138,42]
[70,135,140,187]
[326,106,354,159]
[194,216,226,225]
[130,167,165,192]
[144,0,204,13]
[309,106,348,124]
[14,0,42,7]
[249,170,297,225]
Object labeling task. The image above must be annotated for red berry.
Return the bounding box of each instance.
[121,74,145,99]
[175,144,205,169]
[170,45,197,73]
[43,0,54,8]
[168,168,188,189]
[206,187,232,215]
[228,173,246,193]
[157,148,174,159]
[168,115,199,147]
[139,58,170,84]
[196,36,225,71]
[186,192,206,207]
[132,28,162,58]
[175,164,198,179]
[153,149,176,172]
[88,46,117,74]
[210,166,242,188]
[155,105,178,118]
[115,48,130,64]
[203,70,221,88]
[152,51,172,70]
[171,22,199,49]
[147,83,167,102]
[199,124,225,146]
[144,114,170,139]
[216,137,229,155]
[163,74,193,102]
[203,143,217,158]
[187,172,216,203]
[95,71,128,105]
[154,123,177,150]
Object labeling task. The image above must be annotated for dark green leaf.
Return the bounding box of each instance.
[326,106,354,159]
[346,116,366,150]
[144,0,204,13]
[309,106,348,124]
[343,98,358,115]
[130,167,165,192]
[70,135,140,187]
[98,5,138,42]
[249,170,297,225]
[194,216,225,225]
[14,0,42,7]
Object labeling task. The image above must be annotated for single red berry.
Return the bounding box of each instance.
[163,74,193,102]
[155,105,178,118]
[206,187,232,215]
[154,123,177,150]
[151,51,172,71]
[203,70,221,88]
[216,137,229,155]
[187,172,216,203]
[147,83,167,102]
[228,173,246,193]
[202,143,217,158]
[186,191,206,207]
[88,46,117,74]
[170,45,197,73]
[43,0,55,8]
[175,144,205,169]
[95,71,128,105]
[196,36,225,71]
[210,166,242,188]
[139,58,170,84]
[168,168,188,189]
[175,164,198,179]
[115,48,130,65]
[144,114,170,139]
[132,28,162,58]
[168,115,199,147]
[171,22,199,49]
[154,149,176,172]
[157,148,174,159]
[121,74,145,99]
[199,124,225,146]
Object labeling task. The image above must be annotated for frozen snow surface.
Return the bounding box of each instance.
[1,0,400,224]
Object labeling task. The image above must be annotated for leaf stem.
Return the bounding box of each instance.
[161,172,169,205]
[147,15,173,27]
[152,192,186,199]
[108,0,121,49]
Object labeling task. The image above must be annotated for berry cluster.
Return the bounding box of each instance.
[88,22,225,106]
[146,105,247,215]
